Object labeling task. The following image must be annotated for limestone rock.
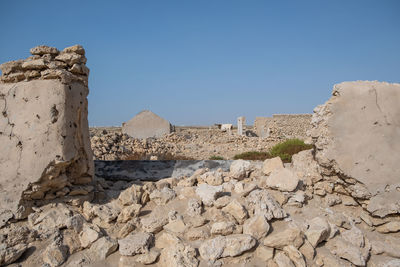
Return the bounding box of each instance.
[376,221,400,233]
[299,239,315,261]
[149,187,176,205]
[243,215,270,239]
[305,217,331,247]
[222,199,248,224]
[327,237,366,266]
[155,232,181,249]
[30,45,59,55]
[79,224,102,248]
[133,249,160,265]
[185,227,210,241]
[274,252,295,267]
[159,242,198,267]
[0,244,28,266]
[263,157,284,175]
[63,44,85,55]
[118,184,143,206]
[141,210,168,233]
[0,60,23,75]
[195,184,223,206]
[117,204,142,223]
[118,220,136,238]
[164,218,187,234]
[283,245,306,267]
[214,196,231,209]
[229,160,252,180]
[0,210,14,228]
[88,236,118,260]
[266,168,299,192]
[264,227,304,249]
[255,245,274,262]
[187,198,203,216]
[199,171,224,186]
[55,52,87,66]
[28,203,72,231]
[42,242,68,267]
[246,189,287,220]
[291,149,322,185]
[22,59,48,70]
[199,234,256,261]
[211,221,238,236]
[118,232,153,256]
[65,214,85,232]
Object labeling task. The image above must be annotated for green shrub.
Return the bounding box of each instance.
[269,139,313,163]
[233,151,271,160]
[209,156,225,160]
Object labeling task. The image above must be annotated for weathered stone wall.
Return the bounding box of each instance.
[254,114,312,140]
[309,81,400,217]
[0,45,93,221]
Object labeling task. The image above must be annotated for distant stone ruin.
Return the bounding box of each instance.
[254,114,312,140]
[0,45,93,222]
[122,110,173,139]
[237,116,246,136]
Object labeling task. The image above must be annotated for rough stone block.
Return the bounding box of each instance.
[0,79,93,219]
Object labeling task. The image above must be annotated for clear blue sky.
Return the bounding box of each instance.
[1,1,399,126]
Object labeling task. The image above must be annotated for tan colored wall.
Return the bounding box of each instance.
[254,114,312,140]
[0,45,93,221]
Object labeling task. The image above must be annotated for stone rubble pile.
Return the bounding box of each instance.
[1,153,400,266]
[0,45,89,86]
[90,128,282,160]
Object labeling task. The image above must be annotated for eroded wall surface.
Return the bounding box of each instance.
[310,81,400,217]
[0,45,93,220]
[254,114,312,140]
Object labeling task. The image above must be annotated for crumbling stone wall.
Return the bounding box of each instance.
[0,45,93,221]
[254,114,312,140]
[309,81,400,218]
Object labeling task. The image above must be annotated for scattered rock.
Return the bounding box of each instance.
[274,251,295,267]
[327,236,366,266]
[376,221,400,233]
[134,249,160,265]
[187,198,203,216]
[247,189,287,220]
[195,184,223,206]
[199,234,256,261]
[255,245,274,262]
[118,232,153,256]
[0,244,28,266]
[305,217,331,247]
[149,187,176,205]
[79,224,102,248]
[266,168,299,192]
[283,245,306,267]
[230,160,252,180]
[42,242,68,267]
[243,215,270,239]
[264,227,304,249]
[222,199,248,224]
[211,221,238,236]
[88,236,118,260]
[263,157,284,175]
[159,242,198,267]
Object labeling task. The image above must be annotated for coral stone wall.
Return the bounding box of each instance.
[0,45,93,221]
